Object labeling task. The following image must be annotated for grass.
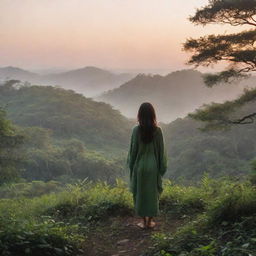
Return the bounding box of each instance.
[0,178,133,255]
[1,175,256,255]
[148,175,256,256]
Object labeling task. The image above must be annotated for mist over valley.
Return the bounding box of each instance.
[1,66,255,123]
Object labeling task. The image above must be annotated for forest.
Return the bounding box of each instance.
[1,0,256,255]
[1,78,256,255]
[2,80,256,185]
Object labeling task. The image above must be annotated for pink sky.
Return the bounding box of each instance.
[0,0,242,71]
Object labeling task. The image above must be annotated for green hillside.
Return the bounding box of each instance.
[1,80,256,184]
[163,101,256,183]
[97,70,251,123]
[0,81,134,183]
[0,81,133,150]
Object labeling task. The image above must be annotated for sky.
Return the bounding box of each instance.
[0,0,241,72]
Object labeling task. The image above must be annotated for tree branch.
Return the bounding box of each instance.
[228,112,256,124]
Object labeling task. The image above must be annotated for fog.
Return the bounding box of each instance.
[1,66,255,124]
[0,0,251,121]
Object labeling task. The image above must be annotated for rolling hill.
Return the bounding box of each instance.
[0,81,133,150]
[0,66,134,97]
[42,66,133,96]
[162,98,256,182]
[1,80,255,183]
[97,69,255,123]
[0,66,38,81]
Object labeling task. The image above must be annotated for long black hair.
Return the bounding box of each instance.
[137,102,157,144]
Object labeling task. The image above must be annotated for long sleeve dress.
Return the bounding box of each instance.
[127,125,167,217]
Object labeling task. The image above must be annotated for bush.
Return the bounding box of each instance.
[159,179,207,216]
[147,177,256,256]
[0,178,134,255]
[0,180,62,199]
[207,182,256,224]
[0,216,83,256]
[46,179,133,223]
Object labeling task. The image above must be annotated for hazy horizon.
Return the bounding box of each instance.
[1,0,242,72]
[0,65,222,76]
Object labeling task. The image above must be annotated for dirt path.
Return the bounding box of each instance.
[82,213,187,256]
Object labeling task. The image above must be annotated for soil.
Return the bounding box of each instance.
[82,213,187,256]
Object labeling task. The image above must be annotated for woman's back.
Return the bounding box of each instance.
[127,102,167,226]
[127,124,167,217]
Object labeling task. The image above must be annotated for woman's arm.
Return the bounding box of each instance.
[158,127,167,176]
[126,126,138,180]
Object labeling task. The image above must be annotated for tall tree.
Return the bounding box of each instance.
[183,0,256,126]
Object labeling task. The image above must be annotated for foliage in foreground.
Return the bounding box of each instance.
[149,176,256,256]
[0,216,83,256]
[1,175,256,255]
[0,178,133,255]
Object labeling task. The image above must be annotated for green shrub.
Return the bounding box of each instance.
[45,179,133,223]
[148,178,256,256]
[160,179,207,216]
[207,182,256,224]
[0,178,133,255]
[0,180,62,199]
[0,216,83,256]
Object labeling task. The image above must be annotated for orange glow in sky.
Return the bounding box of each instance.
[0,0,242,70]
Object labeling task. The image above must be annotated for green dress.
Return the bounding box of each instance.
[127,125,167,217]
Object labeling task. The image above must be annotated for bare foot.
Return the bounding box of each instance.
[136,222,146,229]
[147,220,156,228]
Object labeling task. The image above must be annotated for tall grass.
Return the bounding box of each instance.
[0,178,133,255]
[1,175,256,255]
[149,175,256,256]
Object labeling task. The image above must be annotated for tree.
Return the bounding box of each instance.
[0,108,24,183]
[183,0,256,126]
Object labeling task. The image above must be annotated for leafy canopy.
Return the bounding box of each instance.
[184,0,256,127]
[184,0,256,87]
[189,88,256,130]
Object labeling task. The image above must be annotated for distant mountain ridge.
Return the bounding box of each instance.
[0,66,38,81]
[97,69,255,123]
[0,66,134,97]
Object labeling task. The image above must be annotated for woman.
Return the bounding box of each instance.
[127,102,167,229]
